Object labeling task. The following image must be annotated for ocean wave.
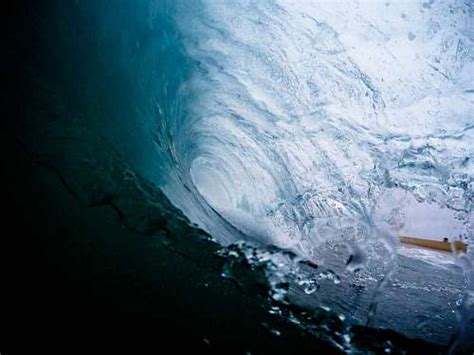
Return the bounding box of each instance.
[147,0,473,258]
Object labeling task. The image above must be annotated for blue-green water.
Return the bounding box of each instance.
[11,0,473,352]
[99,2,473,347]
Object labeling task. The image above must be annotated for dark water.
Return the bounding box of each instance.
[6,0,473,353]
[291,251,465,346]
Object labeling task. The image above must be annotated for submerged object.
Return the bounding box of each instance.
[400,235,468,253]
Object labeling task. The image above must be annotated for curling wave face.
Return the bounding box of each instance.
[68,0,473,346]
[152,0,473,259]
[27,0,470,347]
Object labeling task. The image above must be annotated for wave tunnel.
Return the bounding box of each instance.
[6,0,474,353]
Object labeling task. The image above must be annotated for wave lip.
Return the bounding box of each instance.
[159,0,473,255]
[148,1,473,347]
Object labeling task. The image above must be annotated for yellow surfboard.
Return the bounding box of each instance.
[400,236,467,253]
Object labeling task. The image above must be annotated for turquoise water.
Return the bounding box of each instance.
[11,0,473,351]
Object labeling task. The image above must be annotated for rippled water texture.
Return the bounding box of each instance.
[145,0,473,348]
[8,0,474,351]
[160,0,473,250]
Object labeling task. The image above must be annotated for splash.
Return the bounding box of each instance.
[156,0,473,255]
[144,0,473,347]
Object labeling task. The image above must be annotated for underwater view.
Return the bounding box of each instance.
[5,0,473,353]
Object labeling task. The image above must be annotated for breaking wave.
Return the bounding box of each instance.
[103,0,473,347]
[147,0,473,255]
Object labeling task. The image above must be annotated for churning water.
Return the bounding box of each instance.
[140,0,474,348]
